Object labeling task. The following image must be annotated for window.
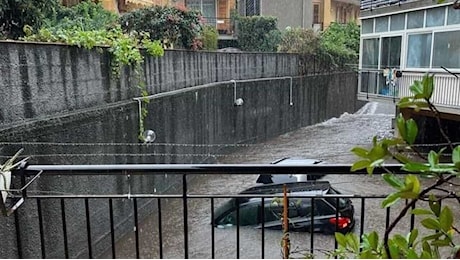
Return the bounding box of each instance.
[390,13,405,31]
[407,33,432,68]
[362,38,380,69]
[433,30,460,69]
[426,7,445,27]
[362,19,374,34]
[313,4,320,24]
[375,16,389,32]
[380,36,402,68]
[407,10,424,29]
[187,0,216,24]
[447,5,460,25]
[245,0,260,16]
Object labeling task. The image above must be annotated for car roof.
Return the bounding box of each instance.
[241,181,331,196]
[271,157,323,165]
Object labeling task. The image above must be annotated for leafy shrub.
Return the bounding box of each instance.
[119,5,203,50]
[0,0,59,39]
[237,16,281,52]
[43,0,118,32]
[320,21,360,65]
[201,25,218,50]
[278,27,319,54]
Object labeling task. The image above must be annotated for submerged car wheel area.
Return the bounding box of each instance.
[213,181,355,234]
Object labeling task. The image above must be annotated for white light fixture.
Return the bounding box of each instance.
[143,129,157,143]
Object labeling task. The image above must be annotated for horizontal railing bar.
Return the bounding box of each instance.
[23,164,405,175]
[18,193,459,199]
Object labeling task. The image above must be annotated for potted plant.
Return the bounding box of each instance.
[0,149,28,204]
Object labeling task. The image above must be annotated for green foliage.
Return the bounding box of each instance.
[236,16,281,52]
[119,5,203,50]
[0,0,60,39]
[201,25,218,51]
[346,73,460,259]
[278,27,319,54]
[320,22,360,65]
[43,0,118,32]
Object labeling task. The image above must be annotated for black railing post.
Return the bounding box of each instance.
[14,210,23,258]
[211,198,215,259]
[37,199,46,259]
[61,199,69,259]
[109,199,116,259]
[183,174,189,259]
[85,198,93,259]
[158,198,163,259]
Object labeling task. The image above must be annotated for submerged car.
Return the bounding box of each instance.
[213,181,354,234]
[256,157,325,184]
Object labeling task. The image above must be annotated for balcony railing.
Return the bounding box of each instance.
[360,0,411,10]
[358,69,460,113]
[3,163,459,258]
[202,17,235,36]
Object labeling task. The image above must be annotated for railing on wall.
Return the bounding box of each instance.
[4,163,455,258]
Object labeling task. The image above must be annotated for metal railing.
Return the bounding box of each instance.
[202,17,235,35]
[360,0,411,10]
[4,163,454,258]
[358,69,460,112]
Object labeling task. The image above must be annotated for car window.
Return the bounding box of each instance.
[219,203,260,226]
[326,188,347,208]
[315,199,335,216]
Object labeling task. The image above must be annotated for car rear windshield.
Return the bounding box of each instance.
[325,187,348,208]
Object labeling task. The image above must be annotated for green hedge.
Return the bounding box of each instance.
[237,16,281,52]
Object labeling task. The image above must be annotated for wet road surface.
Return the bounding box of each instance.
[106,101,460,259]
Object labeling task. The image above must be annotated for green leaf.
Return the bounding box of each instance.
[370,158,385,168]
[411,208,433,215]
[407,248,418,259]
[398,191,419,199]
[406,119,418,145]
[351,147,368,158]
[431,239,451,247]
[382,192,401,208]
[452,146,460,166]
[406,174,421,194]
[408,229,418,246]
[396,114,407,141]
[439,206,453,232]
[367,231,379,250]
[351,160,370,172]
[403,162,430,172]
[428,150,438,167]
[422,74,434,100]
[382,174,404,189]
[335,232,347,247]
[410,80,423,96]
[392,234,408,250]
[422,232,443,241]
[421,218,441,230]
[394,153,411,164]
[347,233,360,252]
[429,194,441,217]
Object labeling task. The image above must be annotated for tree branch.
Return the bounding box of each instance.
[383,174,456,258]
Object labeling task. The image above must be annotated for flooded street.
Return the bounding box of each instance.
[108,101,459,259]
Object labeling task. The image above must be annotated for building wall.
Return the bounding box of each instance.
[261,0,313,30]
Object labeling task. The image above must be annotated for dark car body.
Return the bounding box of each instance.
[213,181,355,234]
[256,157,325,184]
